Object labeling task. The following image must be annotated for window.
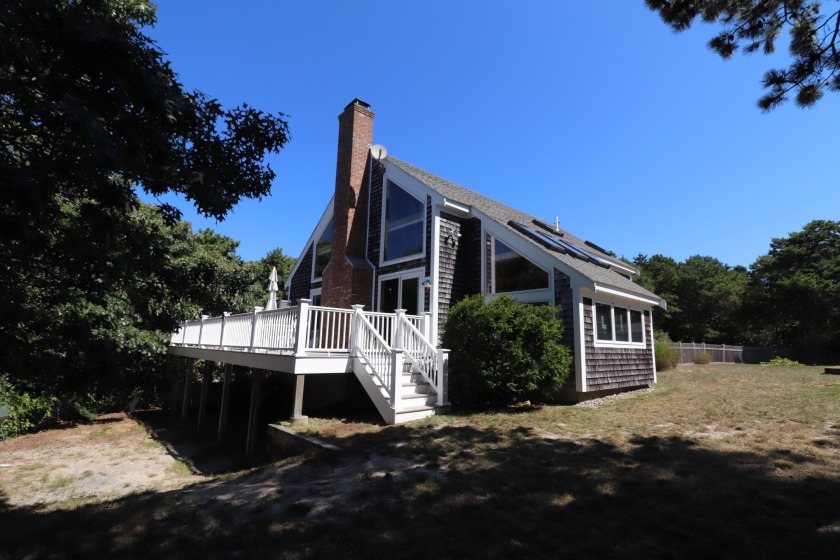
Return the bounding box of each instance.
[383,180,424,262]
[630,310,643,343]
[310,289,322,307]
[491,238,549,293]
[313,217,333,279]
[379,274,421,315]
[594,302,645,345]
[596,303,612,341]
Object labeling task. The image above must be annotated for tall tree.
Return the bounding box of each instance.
[745,220,840,362]
[634,254,748,343]
[645,1,840,109]
[1,1,289,405]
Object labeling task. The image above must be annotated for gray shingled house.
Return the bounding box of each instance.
[285,99,667,403]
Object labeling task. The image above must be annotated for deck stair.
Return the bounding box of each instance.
[350,306,449,424]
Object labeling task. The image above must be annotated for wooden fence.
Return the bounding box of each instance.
[664,342,795,365]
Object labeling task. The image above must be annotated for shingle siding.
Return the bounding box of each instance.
[437,213,481,335]
[553,270,576,389]
[289,242,314,305]
[582,297,655,390]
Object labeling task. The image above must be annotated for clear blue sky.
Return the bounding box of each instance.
[141,1,840,269]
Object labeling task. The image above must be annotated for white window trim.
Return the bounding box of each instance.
[309,288,322,306]
[377,268,425,314]
[488,233,551,296]
[591,299,647,348]
[311,216,334,283]
[379,179,426,266]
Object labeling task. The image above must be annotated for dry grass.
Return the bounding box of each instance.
[1,364,839,559]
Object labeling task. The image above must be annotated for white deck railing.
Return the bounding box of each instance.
[172,302,425,354]
[170,301,447,409]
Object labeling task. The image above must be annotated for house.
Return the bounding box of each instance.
[286,98,667,403]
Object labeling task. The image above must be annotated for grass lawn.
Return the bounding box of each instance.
[1,363,839,559]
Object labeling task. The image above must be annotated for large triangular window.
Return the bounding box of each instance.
[490,238,549,293]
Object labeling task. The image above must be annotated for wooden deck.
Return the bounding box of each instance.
[168,301,449,429]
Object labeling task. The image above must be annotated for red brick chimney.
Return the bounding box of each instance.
[321,99,374,309]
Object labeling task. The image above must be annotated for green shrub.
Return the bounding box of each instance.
[0,383,58,438]
[441,294,572,406]
[761,356,802,367]
[694,351,711,365]
[654,331,681,371]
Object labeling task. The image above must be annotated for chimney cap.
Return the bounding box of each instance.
[344,98,371,111]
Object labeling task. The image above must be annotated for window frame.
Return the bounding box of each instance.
[309,288,322,307]
[311,216,334,282]
[377,268,424,316]
[380,179,426,265]
[592,300,647,348]
[488,234,550,296]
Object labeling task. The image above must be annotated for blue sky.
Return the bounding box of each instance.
[142,1,840,269]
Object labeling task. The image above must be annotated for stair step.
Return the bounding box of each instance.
[398,404,435,414]
[401,392,433,401]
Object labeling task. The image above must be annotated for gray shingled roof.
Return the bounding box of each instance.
[386,156,664,306]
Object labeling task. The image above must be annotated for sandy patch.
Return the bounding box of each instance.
[0,413,204,506]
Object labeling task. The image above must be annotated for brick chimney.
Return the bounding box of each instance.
[321,99,374,309]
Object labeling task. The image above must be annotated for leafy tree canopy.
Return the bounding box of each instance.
[0,0,290,409]
[745,220,840,361]
[645,0,840,109]
[634,254,748,343]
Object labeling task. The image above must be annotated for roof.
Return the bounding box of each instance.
[385,156,665,307]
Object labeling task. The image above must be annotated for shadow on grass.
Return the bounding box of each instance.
[1,425,838,559]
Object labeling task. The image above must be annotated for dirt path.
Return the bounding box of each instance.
[0,413,205,506]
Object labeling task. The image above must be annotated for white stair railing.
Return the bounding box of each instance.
[397,313,448,406]
[351,306,396,404]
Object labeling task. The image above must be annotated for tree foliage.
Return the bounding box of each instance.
[0,0,290,410]
[744,220,840,362]
[634,254,748,343]
[634,220,840,363]
[646,0,840,109]
[441,295,572,406]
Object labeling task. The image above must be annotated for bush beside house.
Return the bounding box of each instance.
[654,331,681,371]
[441,295,571,406]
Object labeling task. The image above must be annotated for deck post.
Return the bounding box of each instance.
[246,368,265,460]
[294,299,311,356]
[198,315,209,346]
[393,308,405,349]
[197,360,212,432]
[167,358,180,418]
[391,349,404,410]
[181,358,194,422]
[350,305,365,355]
[219,312,230,349]
[436,349,449,406]
[217,364,232,445]
[292,374,306,420]
[423,312,433,341]
[248,307,263,351]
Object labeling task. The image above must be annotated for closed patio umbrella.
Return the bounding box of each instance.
[265,267,279,310]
